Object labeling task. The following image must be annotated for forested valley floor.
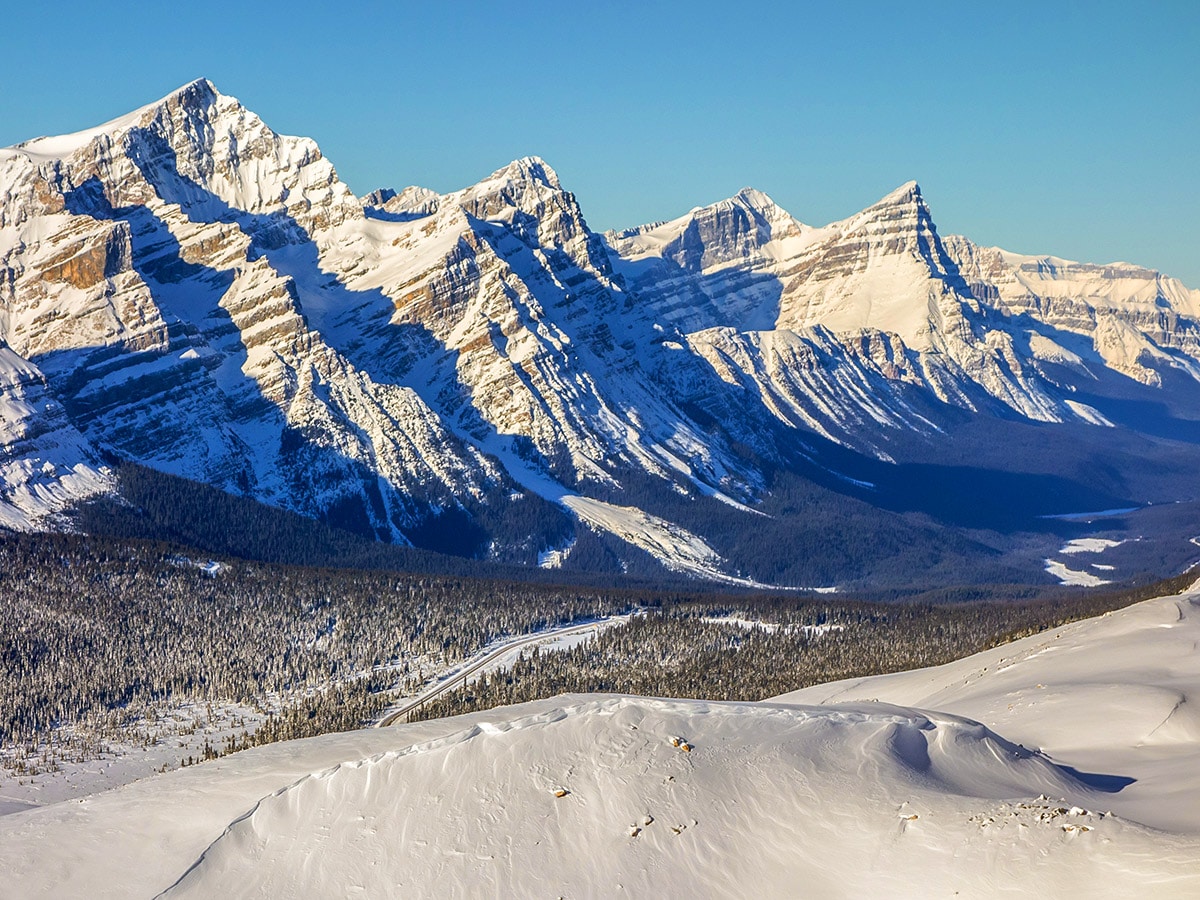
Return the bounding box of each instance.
[2,530,1191,779]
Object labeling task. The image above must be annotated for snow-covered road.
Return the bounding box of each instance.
[375,616,622,727]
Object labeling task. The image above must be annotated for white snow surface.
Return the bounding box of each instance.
[1060,537,1125,554]
[562,495,721,577]
[536,536,575,568]
[4,587,1200,897]
[1043,538,1126,585]
[1064,399,1115,426]
[562,495,783,588]
[1044,558,1112,587]
[0,345,113,528]
[781,585,1200,836]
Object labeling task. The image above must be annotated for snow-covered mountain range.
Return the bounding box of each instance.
[4,79,1200,586]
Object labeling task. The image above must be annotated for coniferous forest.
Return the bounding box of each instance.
[409,571,1197,721]
[1,527,1191,775]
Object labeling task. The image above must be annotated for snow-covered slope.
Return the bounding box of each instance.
[0,80,767,573]
[945,236,1200,386]
[320,154,743,497]
[606,186,817,333]
[4,586,1200,898]
[0,343,111,528]
[780,583,1200,836]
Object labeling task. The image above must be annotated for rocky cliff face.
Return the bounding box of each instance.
[3,80,1200,583]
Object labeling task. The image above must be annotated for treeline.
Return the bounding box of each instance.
[411,570,1198,721]
[70,462,547,576]
[226,679,391,752]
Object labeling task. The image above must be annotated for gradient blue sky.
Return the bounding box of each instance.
[3,2,1197,283]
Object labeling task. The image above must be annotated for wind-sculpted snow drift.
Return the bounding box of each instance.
[156,700,1157,898]
[4,79,1200,584]
[4,586,1200,898]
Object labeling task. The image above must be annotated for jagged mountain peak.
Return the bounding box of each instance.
[770,178,971,345]
[438,155,604,263]
[814,179,961,284]
[363,185,441,218]
[733,185,773,204]
[8,80,1200,586]
[875,179,922,205]
[670,186,797,228]
[158,77,221,108]
[6,79,225,161]
[606,186,807,280]
[838,180,934,234]
[84,77,358,229]
[724,186,783,213]
[706,187,804,233]
[362,187,396,206]
[3,74,335,224]
[497,155,562,190]
[450,156,564,209]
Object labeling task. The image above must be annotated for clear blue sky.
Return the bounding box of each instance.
[3,2,1197,284]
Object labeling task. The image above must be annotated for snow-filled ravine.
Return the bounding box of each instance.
[3,585,1200,897]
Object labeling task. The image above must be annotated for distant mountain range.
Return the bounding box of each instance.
[3,79,1200,588]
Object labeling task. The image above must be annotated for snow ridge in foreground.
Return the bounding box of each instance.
[157,697,1160,899]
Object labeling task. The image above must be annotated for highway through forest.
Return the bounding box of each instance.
[376,618,613,727]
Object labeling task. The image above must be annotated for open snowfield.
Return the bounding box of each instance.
[2,587,1199,897]
[781,582,1200,836]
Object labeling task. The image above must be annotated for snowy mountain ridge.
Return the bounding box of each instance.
[3,79,1200,584]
